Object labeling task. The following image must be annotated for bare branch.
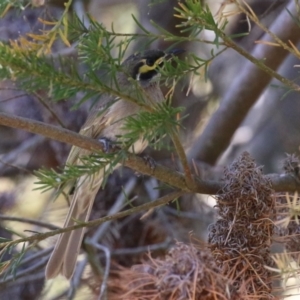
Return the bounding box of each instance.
[0,111,220,194]
[188,0,300,164]
[0,112,300,196]
[0,191,184,249]
[0,214,60,230]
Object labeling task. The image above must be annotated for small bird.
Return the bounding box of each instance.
[45,49,183,279]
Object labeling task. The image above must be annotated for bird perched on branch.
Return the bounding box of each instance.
[45,48,183,279]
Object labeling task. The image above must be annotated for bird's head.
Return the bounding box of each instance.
[122,49,184,84]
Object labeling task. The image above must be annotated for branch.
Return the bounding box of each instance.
[188,0,300,164]
[237,0,300,59]
[0,191,184,249]
[0,112,300,195]
[0,114,299,251]
[0,135,44,175]
[0,111,220,194]
[0,215,60,230]
[170,130,194,188]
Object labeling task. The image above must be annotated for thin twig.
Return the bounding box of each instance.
[216,2,300,92]
[95,244,110,300]
[141,177,159,219]
[0,256,48,284]
[111,238,172,256]
[0,135,44,165]
[0,158,31,174]
[0,93,28,103]
[170,131,194,189]
[164,206,214,221]
[68,258,88,300]
[144,177,159,200]
[0,214,60,230]
[73,0,90,29]
[188,0,300,164]
[0,272,45,287]
[91,177,137,243]
[19,247,52,267]
[142,177,176,237]
[237,0,300,59]
[103,30,226,46]
[0,191,184,252]
[0,248,51,286]
[33,92,67,128]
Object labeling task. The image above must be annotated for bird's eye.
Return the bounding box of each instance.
[146,58,155,66]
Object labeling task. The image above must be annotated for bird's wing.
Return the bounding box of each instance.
[66,95,120,166]
[54,95,119,196]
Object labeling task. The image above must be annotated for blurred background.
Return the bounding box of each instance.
[0,0,299,299]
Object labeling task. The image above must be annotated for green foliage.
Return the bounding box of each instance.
[0,0,228,192]
[0,43,94,101]
[34,150,127,193]
[0,243,27,280]
[0,2,224,104]
[122,103,185,149]
[174,0,222,33]
[0,0,28,17]
[77,17,134,72]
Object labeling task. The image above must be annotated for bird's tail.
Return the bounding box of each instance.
[45,171,104,279]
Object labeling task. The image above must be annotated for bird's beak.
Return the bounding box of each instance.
[164,49,185,60]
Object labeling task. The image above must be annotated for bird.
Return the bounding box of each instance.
[45,48,183,279]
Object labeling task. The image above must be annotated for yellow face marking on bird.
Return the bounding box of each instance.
[138,56,165,75]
